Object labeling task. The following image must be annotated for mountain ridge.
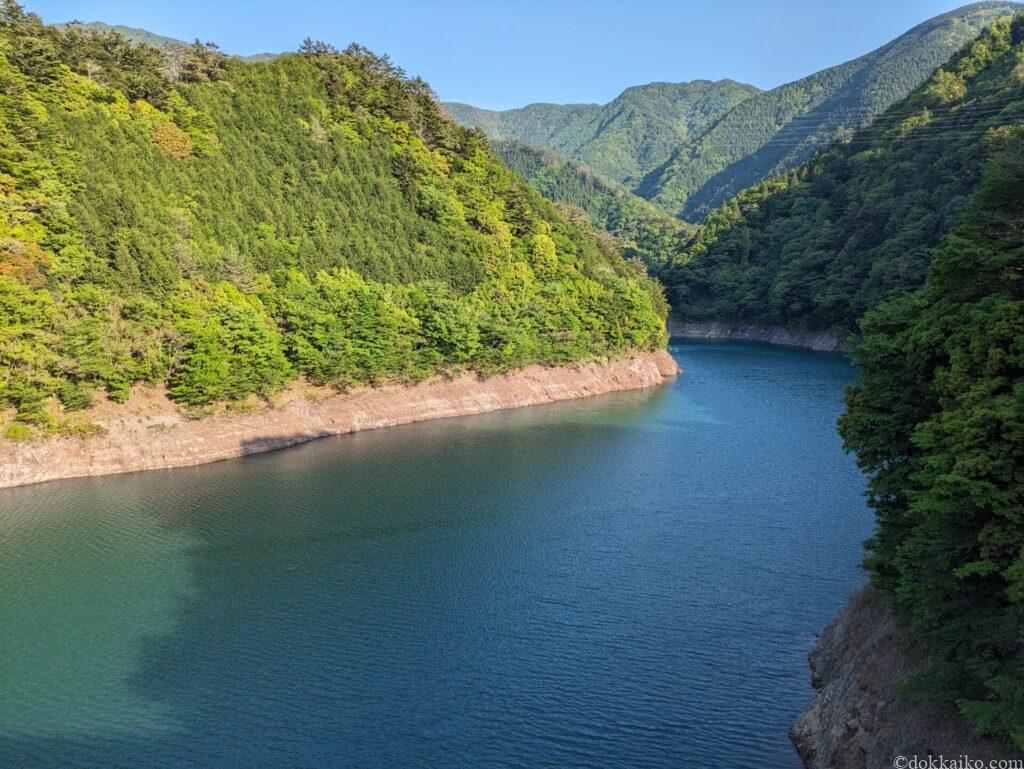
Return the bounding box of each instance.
[445,79,761,187]
[51,20,277,62]
[662,12,1024,333]
[446,1,1022,221]
[492,139,695,272]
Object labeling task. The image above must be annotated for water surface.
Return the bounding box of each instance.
[0,340,871,768]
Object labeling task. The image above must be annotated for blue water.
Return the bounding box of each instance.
[0,340,872,768]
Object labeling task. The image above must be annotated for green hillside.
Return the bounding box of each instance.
[661,15,1024,336]
[493,140,694,271]
[445,79,760,187]
[641,1,1022,220]
[446,3,1020,222]
[839,89,1024,752]
[0,5,666,438]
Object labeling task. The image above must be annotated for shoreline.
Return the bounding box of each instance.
[790,587,1015,767]
[669,320,851,353]
[0,350,680,491]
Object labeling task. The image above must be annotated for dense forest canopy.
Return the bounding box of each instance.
[445,79,760,189]
[640,1,1023,220]
[840,109,1024,752]
[447,2,1020,222]
[493,140,695,272]
[1,0,1023,752]
[661,15,1024,335]
[0,1,667,439]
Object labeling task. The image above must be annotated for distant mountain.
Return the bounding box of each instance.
[447,2,1022,221]
[641,0,1024,219]
[446,79,760,187]
[661,13,1024,335]
[51,21,277,62]
[493,140,695,271]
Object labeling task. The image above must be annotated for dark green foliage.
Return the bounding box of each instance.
[0,3,666,422]
[662,16,1024,334]
[177,39,228,84]
[56,21,173,104]
[494,140,695,271]
[641,1,1021,220]
[839,123,1024,750]
[445,79,761,188]
[56,380,92,411]
[446,3,1019,222]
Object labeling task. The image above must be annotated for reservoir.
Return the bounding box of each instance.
[0,340,872,768]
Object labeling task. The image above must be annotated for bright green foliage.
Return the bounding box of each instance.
[839,123,1024,750]
[167,283,291,405]
[662,16,1024,334]
[445,80,761,188]
[0,3,666,421]
[494,140,695,271]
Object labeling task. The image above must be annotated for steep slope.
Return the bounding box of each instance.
[0,6,667,439]
[661,15,1024,336]
[837,85,1024,752]
[442,100,600,154]
[642,1,1022,219]
[493,140,695,270]
[444,79,760,187]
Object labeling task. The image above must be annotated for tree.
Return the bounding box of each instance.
[178,39,227,84]
[299,37,337,57]
[840,126,1024,749]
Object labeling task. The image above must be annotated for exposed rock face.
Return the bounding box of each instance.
[669,321,850,352]
[791,587,1015,768]
[0,350,679,490]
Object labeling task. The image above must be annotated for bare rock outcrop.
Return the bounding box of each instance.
[791,587,1015,768]
[669,321,850,352]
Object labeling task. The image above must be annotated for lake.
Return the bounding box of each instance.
[0,340,872,768]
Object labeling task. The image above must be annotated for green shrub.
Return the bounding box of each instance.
[3,423,33,441]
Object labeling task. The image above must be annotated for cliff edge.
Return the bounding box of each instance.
[790,587,1016,768]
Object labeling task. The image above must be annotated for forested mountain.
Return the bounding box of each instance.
[0,3,666,439]
[642,1,1022,219]
[447,2,1020,222]
[51,21,277,62]
[839,57,1024,750]
[445,79,760,187]
[493,140,694,271]
[661,15,1024,336]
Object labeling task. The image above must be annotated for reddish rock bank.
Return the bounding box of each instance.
[0,350,679,490]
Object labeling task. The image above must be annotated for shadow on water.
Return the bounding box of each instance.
[1,344,869,769]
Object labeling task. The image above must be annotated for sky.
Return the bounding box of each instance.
[26,0,1007,109]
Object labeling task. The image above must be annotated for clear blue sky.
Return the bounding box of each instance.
[28,0,998,109]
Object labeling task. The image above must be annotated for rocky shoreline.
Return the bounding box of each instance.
[790,587,1016,768]
[669,320,851,352]
[0,350,679,490]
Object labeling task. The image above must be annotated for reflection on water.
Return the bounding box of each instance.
[0,341,870,769]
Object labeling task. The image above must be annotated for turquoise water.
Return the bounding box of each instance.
[0,340,871,768]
